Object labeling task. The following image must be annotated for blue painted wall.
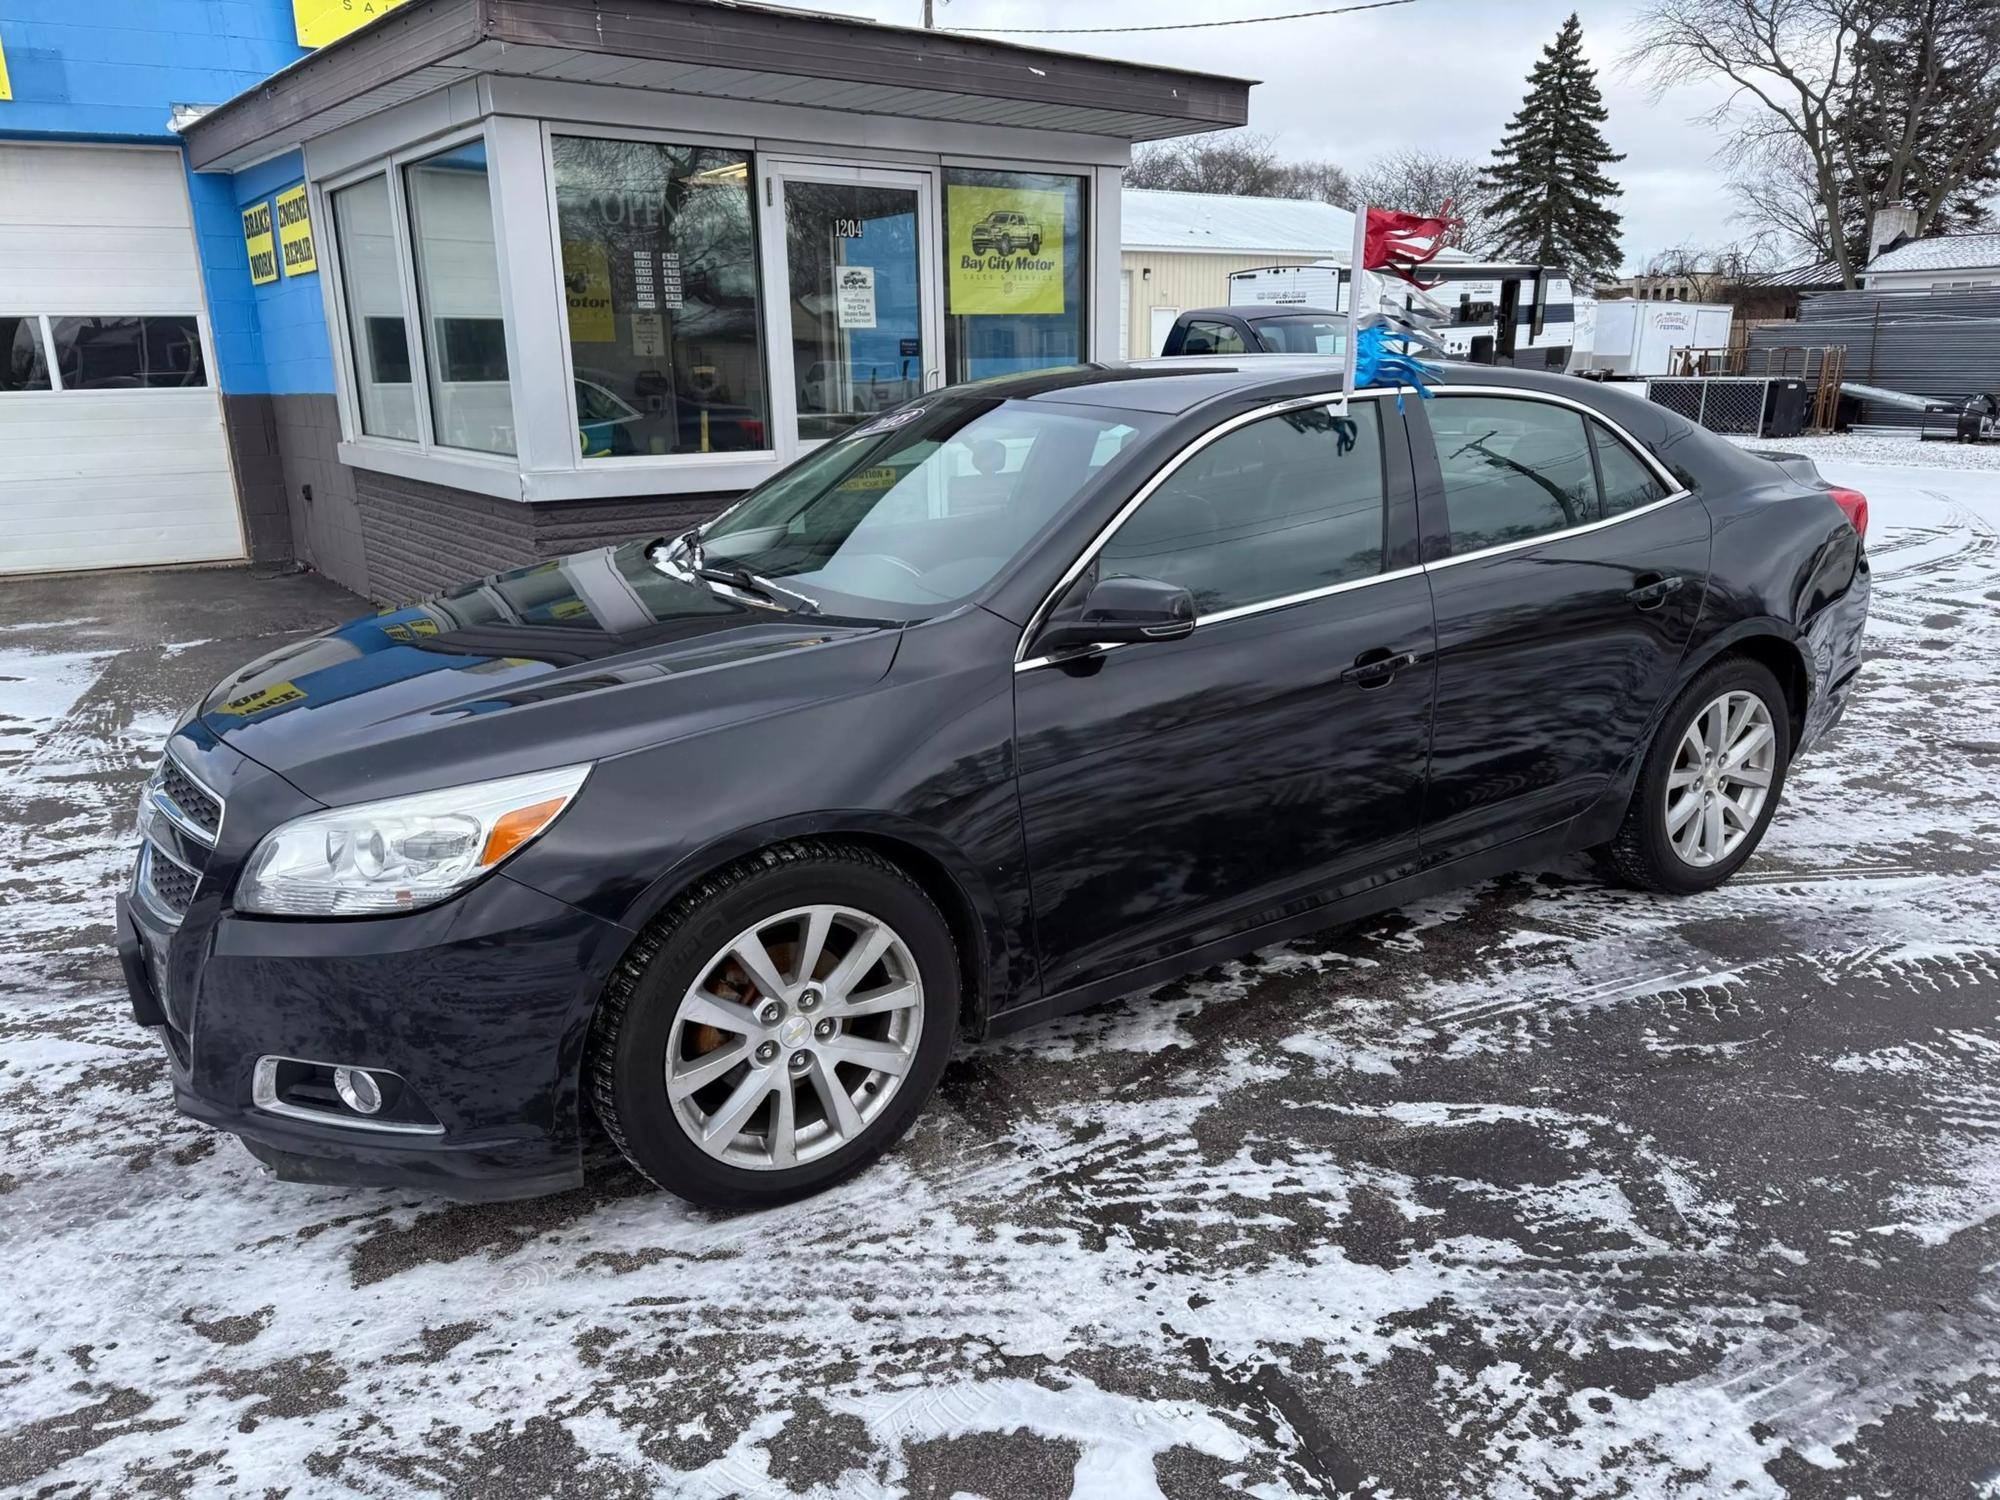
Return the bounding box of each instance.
[231,150,337,396]
[0,1,305,142]
[0,1,333,396]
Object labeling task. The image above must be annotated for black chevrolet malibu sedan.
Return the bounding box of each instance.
[117,360,1871,1207]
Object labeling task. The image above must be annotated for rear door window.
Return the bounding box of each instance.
[1425,396,1600,554]
[1179,319,1248,356]
[1590,421,1670,515]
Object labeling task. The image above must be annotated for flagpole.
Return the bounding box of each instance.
[1340,200,1369,412]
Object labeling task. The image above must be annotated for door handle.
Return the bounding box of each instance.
[1340,648,1424,688]
[1626,573,1685,610]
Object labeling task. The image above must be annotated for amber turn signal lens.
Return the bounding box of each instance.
[479,797,569,867]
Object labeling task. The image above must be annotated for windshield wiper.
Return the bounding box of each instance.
[647,531,820,615]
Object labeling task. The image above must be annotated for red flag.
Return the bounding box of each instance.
[1363,201,1462,289]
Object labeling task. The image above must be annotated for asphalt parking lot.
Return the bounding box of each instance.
[3,455,1998,1498]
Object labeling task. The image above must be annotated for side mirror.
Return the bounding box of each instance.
[1034,574,1196,657]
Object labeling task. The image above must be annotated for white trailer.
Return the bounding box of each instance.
[1585,301,1734,377]
[1226,259,1583,369]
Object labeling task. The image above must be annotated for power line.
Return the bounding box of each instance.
[942,0,1416,36]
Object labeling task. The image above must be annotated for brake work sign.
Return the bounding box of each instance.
[241,201,278,286]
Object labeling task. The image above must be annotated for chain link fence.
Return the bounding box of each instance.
[1646,377,1781,436]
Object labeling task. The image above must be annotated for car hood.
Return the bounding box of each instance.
[199,542,899,804]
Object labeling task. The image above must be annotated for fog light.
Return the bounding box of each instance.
[333,1067,384,1115]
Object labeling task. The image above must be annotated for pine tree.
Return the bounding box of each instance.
[1482,13,1625,280]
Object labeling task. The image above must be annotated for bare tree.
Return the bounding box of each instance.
[1127,132,1294,197]
[1354,148,1502,255]
[1270,158,1356,205]
[1626,0,1871,285]
[1127,132,1356,203]
[1628,0,2000,287]
[1636,236,1779,279]
[1727,137,1838,261]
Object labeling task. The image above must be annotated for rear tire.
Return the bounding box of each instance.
[1597,656,1792,894]
[587,840,957,1208]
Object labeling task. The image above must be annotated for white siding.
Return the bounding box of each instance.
[0,144,242,575]
[1119,250,1325,357]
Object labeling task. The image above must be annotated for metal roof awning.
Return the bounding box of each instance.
[180,0,1255,172]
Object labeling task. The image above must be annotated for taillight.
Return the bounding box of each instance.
[1828,486,1868,540]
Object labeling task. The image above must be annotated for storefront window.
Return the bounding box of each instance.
[781,179,925,443]
[943,168,1088,382]
[404,141,514,456]
[552,136,767,459]
[331,175,420,441]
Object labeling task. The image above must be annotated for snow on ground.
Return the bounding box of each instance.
[1,465,1998,1497]
[1728,427,2000,472]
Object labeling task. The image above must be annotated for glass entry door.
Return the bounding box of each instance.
[762,163,941,448]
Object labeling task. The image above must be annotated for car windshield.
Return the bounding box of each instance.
[696,397,1156,618]
[1254,316,1347,356]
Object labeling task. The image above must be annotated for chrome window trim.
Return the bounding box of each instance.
[1011,381,1695,674]
[1012,388,1395,666]
[1419,385,1694,569]
[1423,489,1689,572]
[1423,383,1685,496]
[252,1056,447,1137]
[1013,561,1429,673]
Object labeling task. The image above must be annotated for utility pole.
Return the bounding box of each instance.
[922,0,934,26]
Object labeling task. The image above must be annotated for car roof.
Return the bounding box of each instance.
[954,357,1606,416]
[1184,304,1343,323]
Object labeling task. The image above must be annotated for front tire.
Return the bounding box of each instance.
[1597,656,1791,894]
[587,841,958,1208]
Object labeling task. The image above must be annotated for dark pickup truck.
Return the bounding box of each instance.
[1158,305,1346,358]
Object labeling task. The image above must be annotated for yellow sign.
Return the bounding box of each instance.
[293,0,412,48]
[838,466,902,494]
[215,681,305,717]
[948,185,1066,316]
[276,185,318,277]
[562,240,615,342]
[241,201,278,287]
[0,32,12,102]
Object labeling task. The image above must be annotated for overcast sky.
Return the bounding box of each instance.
[789,0,1751,273]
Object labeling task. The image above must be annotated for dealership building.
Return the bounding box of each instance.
[0,0,1247,600]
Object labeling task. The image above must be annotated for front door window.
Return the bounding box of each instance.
[782,180,927,443]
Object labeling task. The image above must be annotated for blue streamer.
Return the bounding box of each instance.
[1352,322,1441,409]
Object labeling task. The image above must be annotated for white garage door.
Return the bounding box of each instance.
[0,144,243,575]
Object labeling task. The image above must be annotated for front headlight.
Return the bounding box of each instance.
[237,764,592,917]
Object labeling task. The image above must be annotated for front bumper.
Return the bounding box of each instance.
[117,735,633,1200]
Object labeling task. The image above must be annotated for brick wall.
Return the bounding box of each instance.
[351,471,737,605]
[273,395,367,593]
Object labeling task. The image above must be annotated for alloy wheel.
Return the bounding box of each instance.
[1664,689,1776,868]
[665,905,924,1170]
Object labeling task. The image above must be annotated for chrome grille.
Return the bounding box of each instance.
[140,841,198,918]
[157,756,222,840]
[135,748,223,927]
